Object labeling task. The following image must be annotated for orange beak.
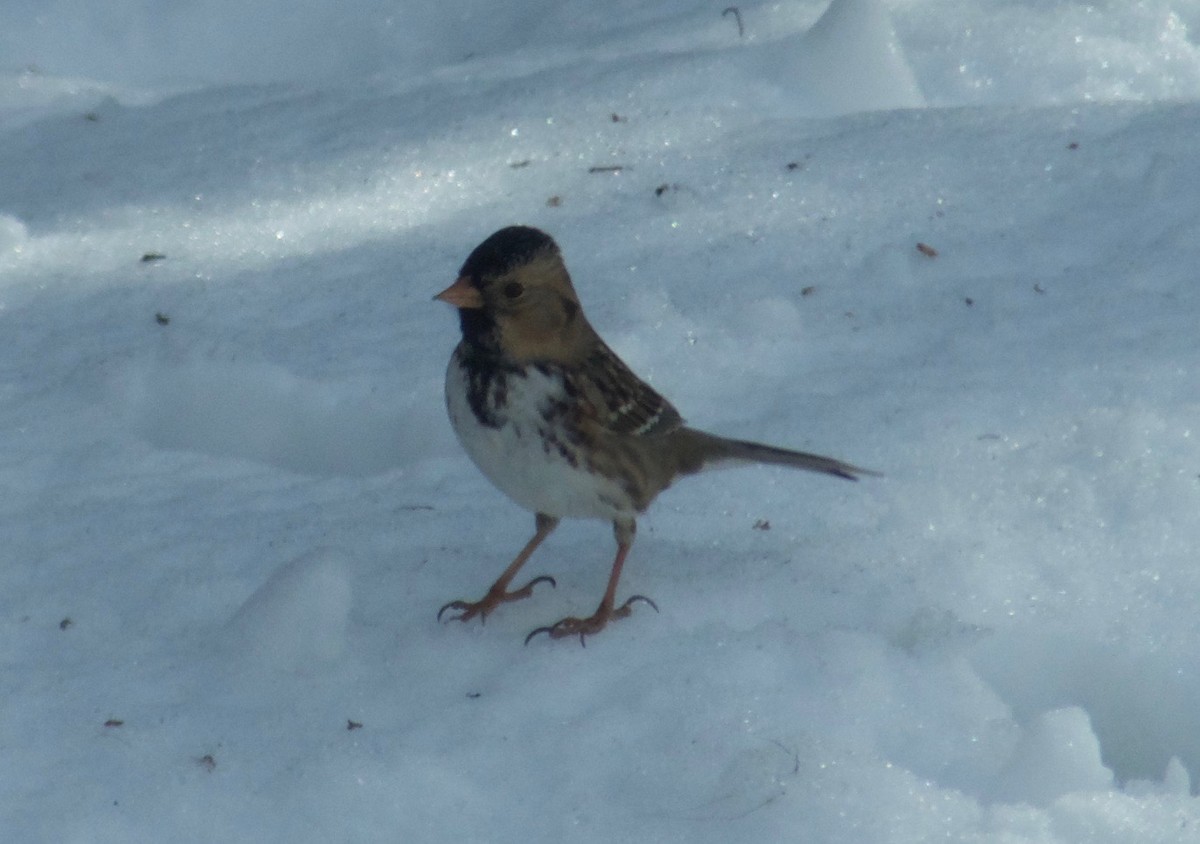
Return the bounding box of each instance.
[434,276,484,309]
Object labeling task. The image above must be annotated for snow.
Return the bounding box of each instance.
[2,0,1200,840]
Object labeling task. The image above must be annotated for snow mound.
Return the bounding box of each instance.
[123,360,411,476]
[777,0,925,115]
[225,548,353,671]
[0,213,27,252]
[992,707,1114,805]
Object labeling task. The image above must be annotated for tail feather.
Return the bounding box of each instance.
[675,428,878,481]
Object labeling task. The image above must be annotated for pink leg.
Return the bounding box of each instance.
[525,519,658,645]
[438,513,559,624]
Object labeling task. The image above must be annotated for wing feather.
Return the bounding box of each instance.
[567,341,683,437]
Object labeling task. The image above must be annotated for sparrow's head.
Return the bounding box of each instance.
[436,226,588,361]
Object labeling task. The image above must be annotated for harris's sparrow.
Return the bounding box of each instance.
[435,226,875,643]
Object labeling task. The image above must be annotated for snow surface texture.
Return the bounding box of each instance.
[3,0,1200,841]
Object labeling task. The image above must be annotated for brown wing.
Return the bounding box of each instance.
[568,340,683,437]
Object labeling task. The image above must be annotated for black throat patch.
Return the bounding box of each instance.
[457,343,520,429]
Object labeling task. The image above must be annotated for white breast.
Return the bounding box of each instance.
[445,353,633,521]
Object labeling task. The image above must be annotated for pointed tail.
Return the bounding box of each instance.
[674,428,879,481]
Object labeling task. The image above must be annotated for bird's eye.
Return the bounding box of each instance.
[502,281,524,299]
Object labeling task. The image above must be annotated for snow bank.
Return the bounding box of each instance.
[3,1,1200,841]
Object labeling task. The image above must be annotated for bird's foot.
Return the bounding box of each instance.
[437,575,556,623]
[524,594,658,645]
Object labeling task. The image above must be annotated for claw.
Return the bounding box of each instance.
[437,600,470,623]
[438,574,557,625]
[524,593,659,645]
[619,594,658,614]
[523,619,588,647]
[523,625,554,646]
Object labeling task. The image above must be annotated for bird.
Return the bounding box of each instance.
[435,225,875,643]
